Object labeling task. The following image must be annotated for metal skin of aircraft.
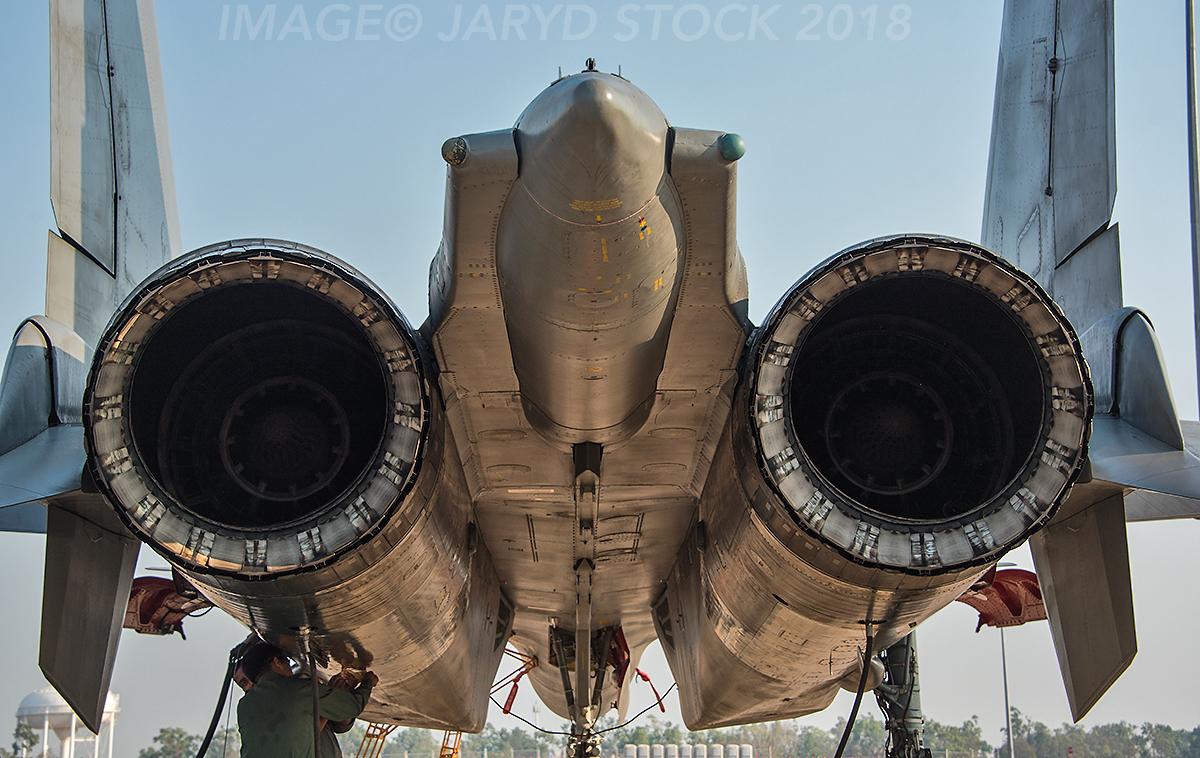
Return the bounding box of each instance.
[3,0,1200,754]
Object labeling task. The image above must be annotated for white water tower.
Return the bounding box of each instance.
[15,688,118,758]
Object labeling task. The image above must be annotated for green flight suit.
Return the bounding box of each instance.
[239,672,374,758]
[323,714,355,758]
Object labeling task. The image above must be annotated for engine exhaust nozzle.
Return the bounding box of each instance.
[747,235,1091,573]
[84,240,428,577]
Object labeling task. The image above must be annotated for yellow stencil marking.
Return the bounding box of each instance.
[602,239,609,262]
[570,198,623,212]
[654,277,663,291]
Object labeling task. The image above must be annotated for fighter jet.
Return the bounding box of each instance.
[0,0,1196,754]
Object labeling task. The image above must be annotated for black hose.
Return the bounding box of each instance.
[486,681,680,738]
[195,650,238,758]
[833,624,876,758]
[309,649,322,758]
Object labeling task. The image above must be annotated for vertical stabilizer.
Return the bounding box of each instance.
[2,0,183,733]
[48,0,180,348]
[982,0,1117,333]
[983,0,1138,723]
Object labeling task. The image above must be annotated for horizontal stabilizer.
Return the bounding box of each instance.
[0,503,50,533]
[0,318,89,524]
[40,493,139,733]
[0,426,85,516]
[1078,308,1200,513]
[1118,420,1200,520]
[1030,490,1135,721]
[1123,489,1200,521]
[1088,417,1200,501]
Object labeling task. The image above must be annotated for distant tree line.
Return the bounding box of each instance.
[0,723,49,758]
[132,709,1200,758]
[136,727,239,758]
[587,710,1200,758]
[1003,709,1200,758]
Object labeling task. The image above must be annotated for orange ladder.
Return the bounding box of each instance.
[439,647,540,758]
[358,647,539,758]
[352,723,398,758]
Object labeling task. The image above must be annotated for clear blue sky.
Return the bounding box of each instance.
[1,2,1198,756]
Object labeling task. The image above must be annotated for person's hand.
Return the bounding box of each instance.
[364,671,379,686]
[328,673,354,691]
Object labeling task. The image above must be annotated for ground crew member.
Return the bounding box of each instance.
[236,642,378,758]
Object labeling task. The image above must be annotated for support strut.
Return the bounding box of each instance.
[875,633,931,758]
[567,443,603,758]
[550,621,576,716]
[571,442,601,729]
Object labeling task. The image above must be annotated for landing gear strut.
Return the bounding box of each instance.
[876,633,932,758]
[552,622,613,758]
[563,442,606,758]
[568,726,602,758]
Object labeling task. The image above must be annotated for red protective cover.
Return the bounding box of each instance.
[123,575,212,637]
[955,568,1047,631]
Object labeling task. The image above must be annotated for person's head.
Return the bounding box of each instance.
[233,664,255,692]
[237,643,292,686]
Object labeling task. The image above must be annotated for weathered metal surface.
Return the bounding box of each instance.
[50,0,180,348]
[83,241,511,730]
[40,493,140,734]
[657,236,1091,728]
[982,0,1116,287]
[427,76,752,724]
[1030,490,1135,722]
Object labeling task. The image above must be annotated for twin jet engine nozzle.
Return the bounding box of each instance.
[658,235,1092,728]
[75,73,1093,734]
[745,235,1091,573]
